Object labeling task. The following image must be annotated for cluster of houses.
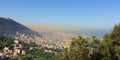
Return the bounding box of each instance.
[15,33,63,50]
[0,39,56,58]
[0,32,66,59]
[0,40,26,58]
[15,32,70,49]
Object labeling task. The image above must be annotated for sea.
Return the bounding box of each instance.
[64,29,111,39]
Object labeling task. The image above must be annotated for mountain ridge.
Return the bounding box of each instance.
[0,17,41,37]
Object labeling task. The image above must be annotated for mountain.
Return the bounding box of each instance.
[0,17,41,37]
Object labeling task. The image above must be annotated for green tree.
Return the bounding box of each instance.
[100,23,120,60]
[0,35,14,49]
[108,23,120,60]
[89,36,104,60]
[62,36,90,60]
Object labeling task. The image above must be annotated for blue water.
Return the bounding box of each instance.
[64,29,111,38]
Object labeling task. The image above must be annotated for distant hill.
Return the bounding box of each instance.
[0,17,41,37]
[26,24,111,38]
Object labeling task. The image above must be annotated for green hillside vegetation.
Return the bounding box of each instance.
[0,35,14,50]
[10,49,56,60]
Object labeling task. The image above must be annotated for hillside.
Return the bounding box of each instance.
[0,17,41,37]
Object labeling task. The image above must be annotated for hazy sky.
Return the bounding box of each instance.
[0,0,120,29]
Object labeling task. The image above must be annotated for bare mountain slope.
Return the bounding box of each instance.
[0,17,41,37]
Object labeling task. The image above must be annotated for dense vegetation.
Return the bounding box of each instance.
[0,35,14,50]
[10,49,56,60]
[57,23,120,60]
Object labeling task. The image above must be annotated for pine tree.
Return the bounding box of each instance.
[62,36,90,60]
[101,23,120,60]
